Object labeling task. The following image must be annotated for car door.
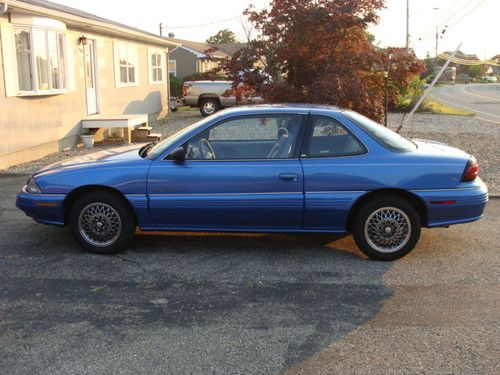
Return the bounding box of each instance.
[147,113,306,231]
[300,114,371,231]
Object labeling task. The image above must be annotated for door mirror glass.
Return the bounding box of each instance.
[169,147,186,162]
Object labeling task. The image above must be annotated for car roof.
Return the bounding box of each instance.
[216,104,342,116]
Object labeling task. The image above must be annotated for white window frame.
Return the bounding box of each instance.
[13,25,68,95]
[115,43,138,87]
[168,59,177,77]
[148,48,165,84]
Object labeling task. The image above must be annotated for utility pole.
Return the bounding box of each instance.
[406,0,410,49]
[159,22,163,37]
[435,25,438,57]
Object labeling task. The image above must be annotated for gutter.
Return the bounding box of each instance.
[2,0,181,47]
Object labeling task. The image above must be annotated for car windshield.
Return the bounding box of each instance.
[145,116,216,159]
[343,110,417,152]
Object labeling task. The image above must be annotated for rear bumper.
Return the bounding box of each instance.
[412,178,488,228]
[16,187,66,226]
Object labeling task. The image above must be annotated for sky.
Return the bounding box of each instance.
[52,0,499,59]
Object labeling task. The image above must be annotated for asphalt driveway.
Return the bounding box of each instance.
[0,175,498,374]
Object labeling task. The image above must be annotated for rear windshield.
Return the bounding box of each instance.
[343,111,416,152]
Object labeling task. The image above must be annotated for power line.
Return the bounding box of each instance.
[165,15,242,30]
[445,0,487,29]
[415,0,486,44]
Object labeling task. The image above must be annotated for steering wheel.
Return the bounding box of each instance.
[199,138,216,159]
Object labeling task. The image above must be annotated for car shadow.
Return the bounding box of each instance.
[1,184,394,374]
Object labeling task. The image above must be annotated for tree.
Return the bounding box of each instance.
[206,29,237,44]
[466,65,487,80]
[216,0,425,123]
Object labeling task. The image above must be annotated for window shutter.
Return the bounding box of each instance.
[65,34,76,91]
[161,49,167,82]
[130,46,138,85]
[147,47,152,84]
[0,21,19,97]
[113,41,120,87]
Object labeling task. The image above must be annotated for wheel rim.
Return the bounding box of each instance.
[364,207,411,253]
[203,101,216,114]
[78,202,122,247]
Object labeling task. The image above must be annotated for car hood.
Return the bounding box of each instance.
[34,145,144,176]
[412,139,470,161]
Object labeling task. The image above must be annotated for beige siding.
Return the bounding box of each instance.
[0,25,169,169]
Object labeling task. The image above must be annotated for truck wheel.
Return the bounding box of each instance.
[199,98,220,116]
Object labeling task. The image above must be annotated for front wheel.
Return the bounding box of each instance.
[68,191,135,254]
[352,196,421,261]
[199,98,220,116]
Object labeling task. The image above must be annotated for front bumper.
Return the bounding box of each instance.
[412,178,489,228]
[16,186,66,226]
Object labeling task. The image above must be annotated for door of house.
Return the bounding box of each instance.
[84,40,98,115]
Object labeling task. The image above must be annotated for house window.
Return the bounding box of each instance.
[168,59,176,77]
[149,50,163,83]
[14,27,67,93]
[117,44,137,86]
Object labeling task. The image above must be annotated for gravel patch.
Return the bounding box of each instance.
[389,113,499,194]
[1,110,498,194]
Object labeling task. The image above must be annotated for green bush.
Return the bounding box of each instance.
[169,74,183,97]
[397,76,425,112]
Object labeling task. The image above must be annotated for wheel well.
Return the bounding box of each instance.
[63,185,137,226]
[197,95,220,106]
[346,188,428,230]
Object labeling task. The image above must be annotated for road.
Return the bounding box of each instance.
[431,83,500,123]
[0,175,498,374]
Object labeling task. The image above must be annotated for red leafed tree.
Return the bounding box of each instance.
[217,0,425,123]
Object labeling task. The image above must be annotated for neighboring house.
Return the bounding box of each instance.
[167,38,247,79]
[0,0,179,169]
[489,55,500,75]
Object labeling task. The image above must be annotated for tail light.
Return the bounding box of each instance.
[182,82,191,97]
[461,156,479,182]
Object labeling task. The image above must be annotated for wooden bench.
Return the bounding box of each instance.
[81,114,154,144]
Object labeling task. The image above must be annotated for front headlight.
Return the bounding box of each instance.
[26,177,42,194]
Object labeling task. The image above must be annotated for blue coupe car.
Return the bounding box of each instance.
[16,105,488,260]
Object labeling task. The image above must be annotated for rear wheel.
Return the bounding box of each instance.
[199,98,220,116]
[68,191,135,254]
[352,196,421,261]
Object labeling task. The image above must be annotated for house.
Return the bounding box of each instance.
[0,0,180,169]
[167,38,247,79]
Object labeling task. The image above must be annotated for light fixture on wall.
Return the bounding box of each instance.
[78,35,87,45]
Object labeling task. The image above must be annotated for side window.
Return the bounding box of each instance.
[185,115,302,160]
[306,116,366,157]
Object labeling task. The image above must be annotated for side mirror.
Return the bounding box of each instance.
[169,147,186,162]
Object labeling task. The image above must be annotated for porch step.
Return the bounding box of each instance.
[131,125,159,142]
[147,133,162,141]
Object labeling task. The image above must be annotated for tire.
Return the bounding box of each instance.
[351,195,421,261]
[68,191,135,254]
[199,98,220,116]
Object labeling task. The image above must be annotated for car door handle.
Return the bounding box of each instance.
[279,173,299,182]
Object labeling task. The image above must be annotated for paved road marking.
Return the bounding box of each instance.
[430,94,500,121]
[459,86,500,102]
